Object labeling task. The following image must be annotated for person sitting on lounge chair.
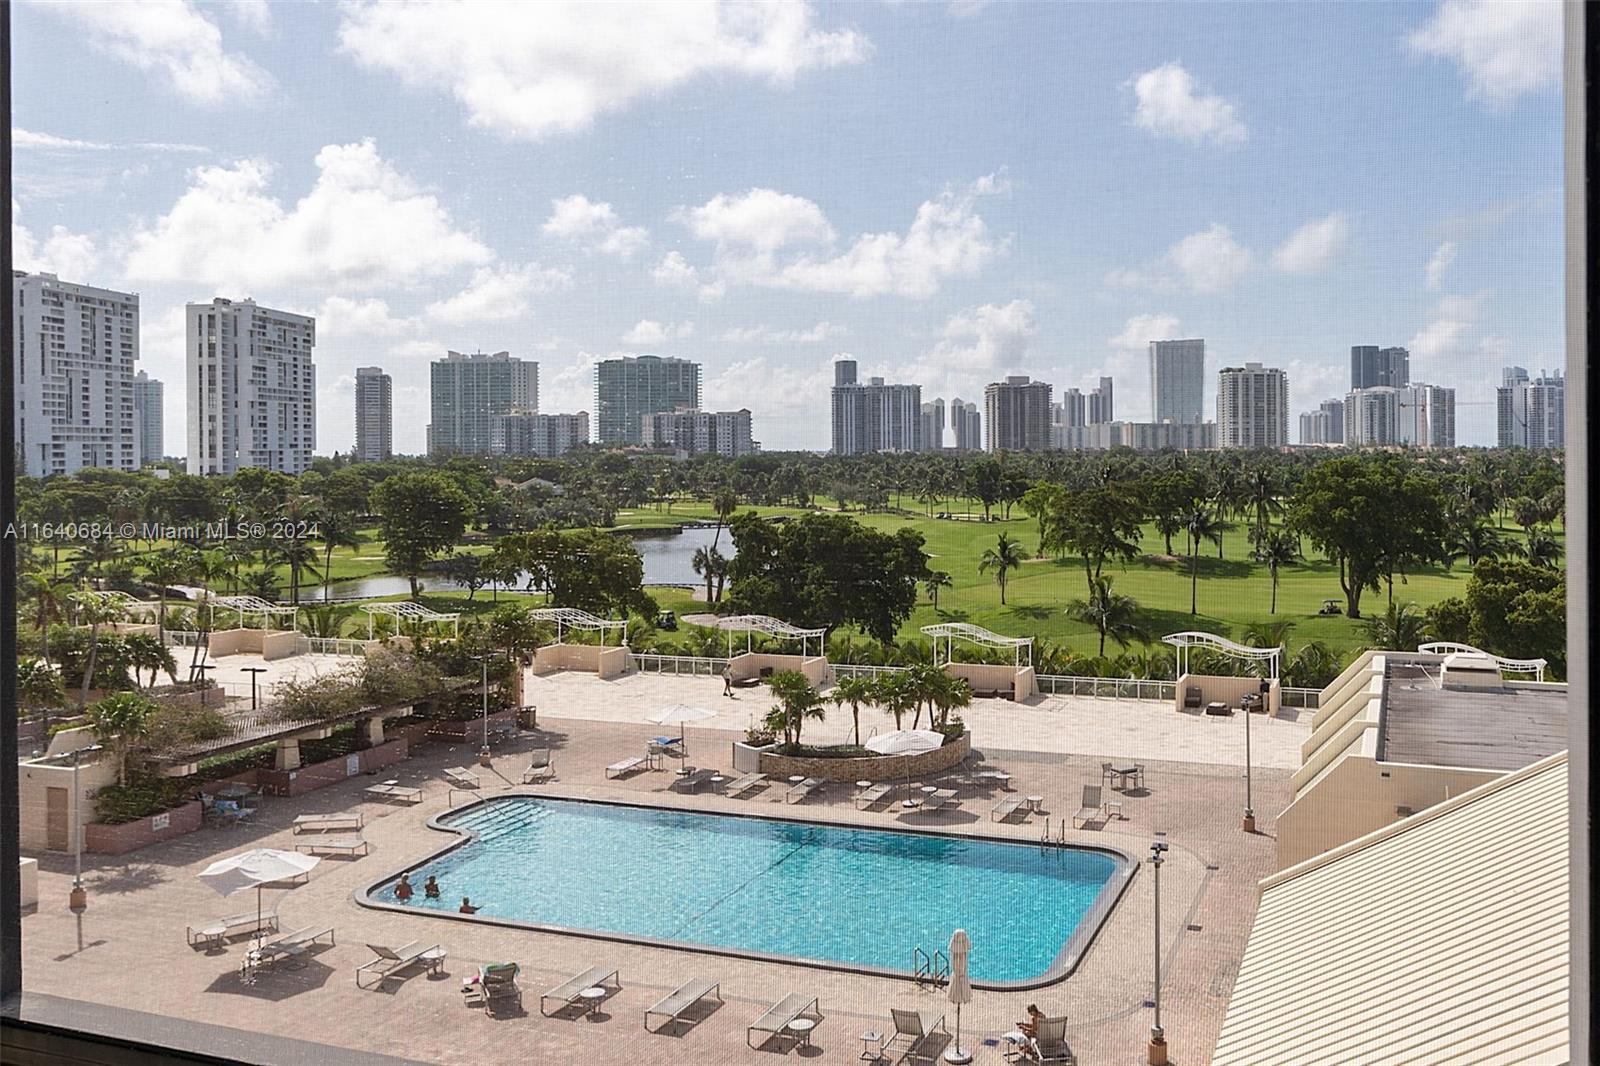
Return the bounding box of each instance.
[394,874,414,903]
[1016,1004,1045,1039]
[459,897,479,914]
[424,875,441,900]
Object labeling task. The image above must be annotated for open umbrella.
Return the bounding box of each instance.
[945,928,973,1064]
[864,729,944,756]
[647,703,718,745]
[198,848,320,941]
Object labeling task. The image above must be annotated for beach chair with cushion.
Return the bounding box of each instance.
[477,962,522,1016]
[991,795,1025,822]
[540,965,621,1017]
[1029,1016,1074,1062]
[522,748,555,783]
[1071,785,1107,829]
[293,834,369,857]
[855,783,895,810]
[724,772,768,798]
[186,909,278,947]
[443,767,480,789]
[355,941,442,990]
[782,777,822,804]
[644,978,722,1033]
[747,992,823,1049]
[1183,686,1203,710]
[887,1008,949,1059]
[605,756,647,779]
[670,768,718,793]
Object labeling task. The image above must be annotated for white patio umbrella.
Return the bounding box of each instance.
[197,848,320,938]
[647,703,719,744]
[945,928,973,1064]
[864,729,944,756]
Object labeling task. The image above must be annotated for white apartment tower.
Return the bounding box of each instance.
[1497,367,1565,449]
[354,366,393,462]
[132,370,163,465]
[1216,363,1288,449]
[429,351,539,455]
[187,298,316,475]
[950,398,982,451]
[1150,339,1205,424]
[12,271,140,477]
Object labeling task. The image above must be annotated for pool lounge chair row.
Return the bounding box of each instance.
[356,941,444,990]
[782,777,822,804]
[252,925,335,967]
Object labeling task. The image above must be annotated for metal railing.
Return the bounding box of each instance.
[1279,687,1322,709]
[630,653,731,677]
[164,630,205,648]
[299,636,373,657]
[1033,675,1177,701]
[830,663,908,680]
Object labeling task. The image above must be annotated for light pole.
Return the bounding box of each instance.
[194,663,213,706]
[472,653,493,767]
[1148,840,1169,1066]
[1243,678,1266,833]
[242,666,267,710]
[68,744,102,912]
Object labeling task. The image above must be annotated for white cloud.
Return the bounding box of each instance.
[1130,62,1247,145]
[621,319,695,345]
[1112,223,1252,294]
[424,264,573,325]
[12,216,100,279]
[1425,240,1458,290]
[223,0,273,35]
[13,127,209,153]
[705,356,833,447]
[1108,313,1183,351]
[1408,0,1561,106]
[542,195,650,258]
[336,0,870,141]
[124,139,494,292]
[651,250,699,287]
[679,188,836,254]
[314,296,412,337]
[924,299,1036,369]
[1408,294,1485,360]
[721,321,843,343]
[41,0,273,106]
[1271,212,1350,274]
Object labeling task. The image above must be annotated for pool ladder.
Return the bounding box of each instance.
[1040,817,1068,848]
[913,947,949,988]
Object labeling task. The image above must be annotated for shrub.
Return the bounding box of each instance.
[92,774,191,825]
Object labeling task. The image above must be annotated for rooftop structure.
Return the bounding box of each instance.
[922,622,1033,667]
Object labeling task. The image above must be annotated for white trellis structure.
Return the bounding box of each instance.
[363,601,460,640]
[529,607,628,646]
[921,622,1033,667]
[1162,630,1281,680]
[711,614,827,658]
[209,594,300,631]
[100,590,159,620]
[1417,642,1547,682]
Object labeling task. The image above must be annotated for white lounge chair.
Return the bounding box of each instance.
[186,908,278,947]
[364,783,422,804]
[254,925,335,966]
[782,777,822,804]
[747,992,823,1049]
[605,756,647,779]
[293,834,369,856]
[540,965,620,1017]
[1030,1016,1073,1062]
[1071,785,1107,828]
[855,783,895,810]
[475,962,521,1016]
[670,768,718,793]
[724,772,768,797]
[924,788,959,811]
[522,748,555,783]
[644,978,722,1033]
[888,1008,948,1058]
[443,767,480,789]
[293,812,363,834]
[355,940,442,989]
[991,795,1025,822]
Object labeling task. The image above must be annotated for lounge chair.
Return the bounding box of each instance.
[186,909,278,947]
[670,768,718,793]
[991,795,1025,822]
[644,978,722,1033]
[204,797,253,826]
[783,777,822,804]
[747,992,823,1049]
[1071,785,1107,828]
[605,756,647,779]
[293,812,363,834]
[724,772,768,797]
[364,783,422,804]
[540,965,621,1017]
[855,783,895,810]
[444,767,480,789]
[355,940,442,990]
[522,748,555,783]
[925,788,959,811]
[1029,1016,1073,1062]
[294,834,369,856]
[477,962,521,1016]
[1183,686,1203,710]
[887,1008,949,1059]
[254,925,335,966]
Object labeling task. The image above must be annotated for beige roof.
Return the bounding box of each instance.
[1214,751,1569,1066]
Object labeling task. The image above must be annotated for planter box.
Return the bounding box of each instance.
[257,738,409,797]
[758,732,971,783]
[85,799,204,856]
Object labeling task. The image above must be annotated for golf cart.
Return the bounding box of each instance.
[1317,598,1343,616]
[656,610,678,630]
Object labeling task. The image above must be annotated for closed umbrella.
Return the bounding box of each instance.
[198,848,320,941]
[945,928,973,1064]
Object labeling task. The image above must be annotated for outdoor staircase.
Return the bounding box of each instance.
[456,800,549,844]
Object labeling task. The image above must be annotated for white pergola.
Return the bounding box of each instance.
[921,622,1033,667]
[363,601,461,640]
[1162,630,1281,680]
[711,614,827,658]
[101,590,159,619]
[209,594,299,631]
[1417,642,1547,683]
[529,607,628,646]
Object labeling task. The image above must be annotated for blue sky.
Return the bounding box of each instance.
[11,0,1565,451]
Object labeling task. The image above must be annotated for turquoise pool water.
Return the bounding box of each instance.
[386,798,1127,985]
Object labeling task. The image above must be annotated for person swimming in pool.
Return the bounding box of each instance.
[394,874,414,903]
[424,875,441,900]
[459,897,479,914]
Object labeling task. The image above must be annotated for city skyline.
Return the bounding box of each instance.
[10,2,1564,451]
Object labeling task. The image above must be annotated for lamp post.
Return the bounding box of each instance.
[193,663,213,706]
[68,744,102,912]
[242,666,267,711]
[472,653,493,767]
[1148,840,1169,1065]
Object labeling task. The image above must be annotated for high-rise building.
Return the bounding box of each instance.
[594,354,701,445]
[984,375,1052,452]
[1216,363,1288,449]
[427,351,538,456]
[490,410,589,458]
[354,366,392,462]
[12,271,140,477]
[132,370,163,466]
[1497,367,1565,449]
[1346,387,1402,447]
[1345,383,1452,449]
[1056,389,1086,429]
[1298,399,1346,445]
[1055,421,1217,452]
[186,297,315,475]
[919,399,945,451]
[1407,383,1456,449]
[1088,376,1115,424]
[950,398,982,451]
[1150,340,1205,424]
[829,358,923,453]
[640,408,757,456]
[1350,345,1410,389]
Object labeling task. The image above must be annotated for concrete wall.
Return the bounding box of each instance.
[533,642,630,678]
[17,755,117,852]
[85,799,204,856]
[19,858,38,909]
[758,731,970,782]
[728,652,833,688]
[424,706,518,741]
[257,737,409,797]
[1174,673,1281,716]
[945,662,1035,700]
[207,627,300,660]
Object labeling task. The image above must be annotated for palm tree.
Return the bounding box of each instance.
[1285,640,1338,689]
[141,548,188,639]
[1363,602,1428,651]
[1065,576,1148,657]
[902,662,946,729]
[978,533,1024,605]
[929,672,972,731]
[873,671,918,731]
[87,692,159,787]
[275,537,323,605]
[1524,530,1563,569]
[20,571,68,661]
[710,486,738,551]
[765,670,826,747]
[829,674,878,745]
[17,657,65,728]
[70,588,126,710]
[317,511,362,600]
[923,571,952,610]
[691,545,721,604]
[1182,506,1224,615]
[1251,529,1301,614]
[1447,521,1511,569]
[1241,620,1295,676]
[124,632,178,689]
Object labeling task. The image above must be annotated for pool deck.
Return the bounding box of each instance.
[20,669,1299,1066]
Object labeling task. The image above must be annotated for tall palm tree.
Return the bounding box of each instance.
[1242,467,1282,542]
[923,571,952,610]
[978,532,1024,605]
[1065,576,1148,657]
[1251,529,1301,615]
[710,485,738,551]
[123,632,178,689]
[141,549,188,639]
[1183,506,1224,615]
[1363,602,1428,651]
[20,572,68,662]
[70,588,126,710]
[873,671,918,732]
[691,545,724,604]
[275,537,323,606]
[829,673,878,745]
[765,670,826,747]
[1447,521,1511,569]
[1524,530,1563,569]
[317,511,363,600]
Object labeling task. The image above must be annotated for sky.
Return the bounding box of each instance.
[10,0,1566,453]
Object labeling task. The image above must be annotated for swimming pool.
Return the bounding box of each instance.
[367,797,1132,988]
